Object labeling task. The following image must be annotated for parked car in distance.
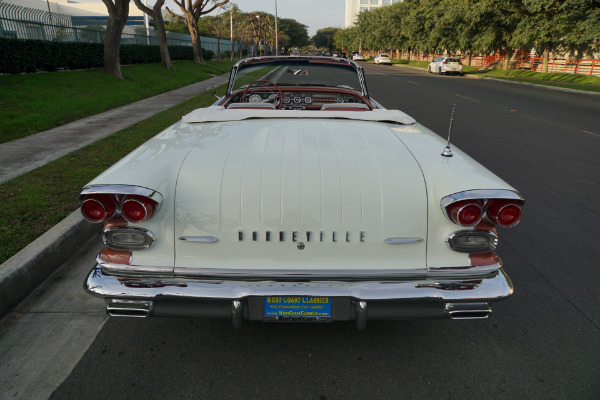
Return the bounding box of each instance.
[290,50,300,56]
[81,56,523,330]
[353,53,366,61]
[428,57,463,75]
[374,54,391,65]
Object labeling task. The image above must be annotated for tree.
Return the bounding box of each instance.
[101,0,129,78]
[513,0,596,72]
[164,14,189,34]
[572,0,600,55]
[133,0,174,70]
[235,14,253,59]
[312,27,340,53]
[204,15,226,61]
[166,0,229,65]
[247,12,272,56]
[278,18,309,50]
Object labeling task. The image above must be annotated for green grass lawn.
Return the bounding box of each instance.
[478,69,600,92]
[394,59,600,91]
[0,84,228,264]
[0,60,234,144]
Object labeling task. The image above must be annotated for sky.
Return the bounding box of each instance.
[76,0,347,37]
[226,0,345,36]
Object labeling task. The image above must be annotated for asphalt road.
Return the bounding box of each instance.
[9,64,600,400]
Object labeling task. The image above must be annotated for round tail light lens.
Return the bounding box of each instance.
[121,195,156,223]
[81,195,117,223]
[447,201,483,227]
[487,200,522,228]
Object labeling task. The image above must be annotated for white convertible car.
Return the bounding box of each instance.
[81,56,523,329]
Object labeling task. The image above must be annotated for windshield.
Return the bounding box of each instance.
[230,59,363,93]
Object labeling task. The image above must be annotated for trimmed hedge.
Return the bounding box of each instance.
[0,37,214,74]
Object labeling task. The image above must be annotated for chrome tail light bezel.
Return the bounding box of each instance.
[441,189,524,228]
[78,185,164,224]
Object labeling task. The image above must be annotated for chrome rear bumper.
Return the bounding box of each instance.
[85,264,513,329]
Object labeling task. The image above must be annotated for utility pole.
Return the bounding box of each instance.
[144,0,150,45]
[230,3,233,61]
[274,0,278,56]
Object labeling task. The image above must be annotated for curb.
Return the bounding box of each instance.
[465,74,600,96]
[0,74,230,318]
[0,211,99,317]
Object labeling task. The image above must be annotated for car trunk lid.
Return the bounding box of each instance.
[174,119,427,273]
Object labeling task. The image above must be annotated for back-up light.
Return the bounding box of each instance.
[486,200,522,228]
[81,194,117,223]
[121,195,157,223]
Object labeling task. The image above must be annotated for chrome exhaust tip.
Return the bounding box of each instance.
[445,302,492,320]
[106,299,153,318]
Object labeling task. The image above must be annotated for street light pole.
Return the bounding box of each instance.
[274,0,278,56]
[144,0,150,45]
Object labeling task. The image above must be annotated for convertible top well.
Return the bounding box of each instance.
[182,106,416,125]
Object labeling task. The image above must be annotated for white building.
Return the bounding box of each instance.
[344,0,402,28]
[0,0,145,21]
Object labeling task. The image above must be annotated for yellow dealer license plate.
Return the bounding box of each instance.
[264,296,331,321]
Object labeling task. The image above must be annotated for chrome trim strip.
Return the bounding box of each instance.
[179,236,219,243]
[172,267,427,281]
[85,265,513,302]
[97,257,501,280]
[440,189,524,213]
[428,261,502,277]
[384,237,424,244]
[97,255,173,275]
[103,227,156,251]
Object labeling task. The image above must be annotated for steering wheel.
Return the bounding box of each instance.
[242,80,283,109]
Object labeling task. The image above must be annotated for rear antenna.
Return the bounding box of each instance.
[442,104,455,157]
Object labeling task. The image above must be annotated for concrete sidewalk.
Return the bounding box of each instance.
[0,73,228,185]
[0,73,228,317]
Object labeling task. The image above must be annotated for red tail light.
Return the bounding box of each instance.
[121,195,157,223]
[486,200,522,228]
[81,194,117,223]
[446,201,483,227]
